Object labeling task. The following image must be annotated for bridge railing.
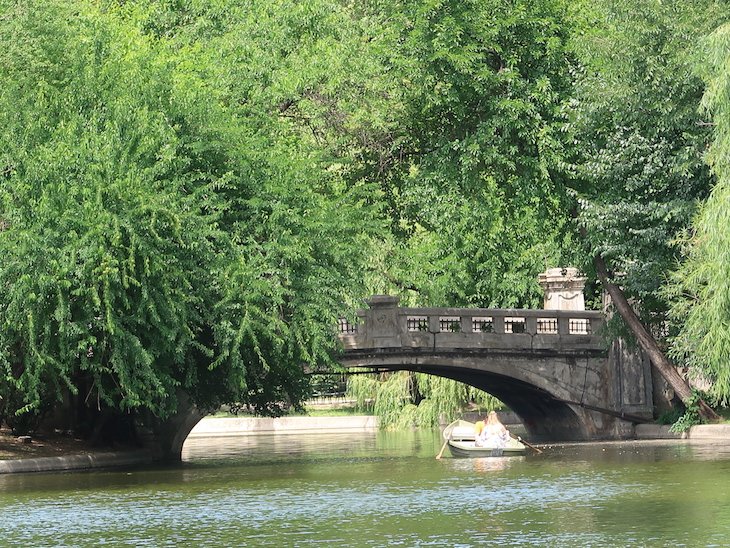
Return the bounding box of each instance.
[395,308,601,336]
[339,299,605,352]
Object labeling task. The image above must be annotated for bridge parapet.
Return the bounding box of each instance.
[339,296,605,354]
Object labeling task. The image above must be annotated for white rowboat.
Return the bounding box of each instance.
[442,419,526,458]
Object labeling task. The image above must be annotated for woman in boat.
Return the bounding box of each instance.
[475,411,510,448]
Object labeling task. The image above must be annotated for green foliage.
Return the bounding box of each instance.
[10,0,729,436]
[346,372,502,430]
[669,390,707,433]
[308,375,347,398]
[0,0,381,428]
[348,0,730,424]
[344,374,379,413]
[657,406,684,426]
[569,0,724,329]
[0,0,222,419]
[372,373,413,429]
[666,23,730,405]
[355,0,581,308]
[414,374,501,425]
[138,0,585,430]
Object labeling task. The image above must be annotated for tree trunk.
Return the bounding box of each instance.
[594,255,719,421]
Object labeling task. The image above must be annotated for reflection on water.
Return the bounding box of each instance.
[182,431,381,463]
[2,431,730,547]
[450,454,522,473]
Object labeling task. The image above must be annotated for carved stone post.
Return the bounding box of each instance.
[365,295,402,348]
[538,267,587,311]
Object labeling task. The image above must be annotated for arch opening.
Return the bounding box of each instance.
[346,364,590,442]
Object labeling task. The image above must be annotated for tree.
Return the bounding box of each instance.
[0,0,226,432]
[344,0,583,425]
[570,0,722,323]
[667,23,730,406]
[346,372,501,429]
[361,0,580,309]
[568,0,726,415]
[0,0,381,438]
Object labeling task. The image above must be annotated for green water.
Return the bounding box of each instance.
[2,431,730,547]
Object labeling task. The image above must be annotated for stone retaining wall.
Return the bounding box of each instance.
[0,449,156,474]
[187,415,378,437]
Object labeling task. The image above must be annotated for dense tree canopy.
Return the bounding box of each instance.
[0,0,586,434]
[0,0,381,434]
[567,0,729,412]
[360,0,579,308]
[344,0,582,423]
[2,0,730,437]
[569,0,724,328]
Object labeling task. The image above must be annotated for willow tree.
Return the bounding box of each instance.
[666,23,730,406]
[0,0,225,433]
[0,0,381,438]
[346,372,502,430]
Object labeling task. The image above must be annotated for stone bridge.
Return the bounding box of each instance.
[148,269,656,459]
[338,295,654,441]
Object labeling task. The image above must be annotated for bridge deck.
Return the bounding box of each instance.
[339,304,605,354]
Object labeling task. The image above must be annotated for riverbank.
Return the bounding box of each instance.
[0,427,92,460]
[0,426,157,474]
[635,423,730,439]
[3,417,730,474]
[0,415,379,473]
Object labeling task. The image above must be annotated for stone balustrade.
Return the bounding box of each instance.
[338,297,605,354]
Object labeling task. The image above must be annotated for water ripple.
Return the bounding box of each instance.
[2,432,730,546]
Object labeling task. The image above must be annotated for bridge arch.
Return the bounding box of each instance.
[339,296,654,442]
[351,363,587,441]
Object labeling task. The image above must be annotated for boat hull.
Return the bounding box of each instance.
[447,439,526,458]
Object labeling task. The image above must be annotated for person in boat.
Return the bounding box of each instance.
[475,411,510,448]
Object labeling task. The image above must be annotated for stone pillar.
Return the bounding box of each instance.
[144,390,205,461]
[364,295,401,348]
[538,267,587,311]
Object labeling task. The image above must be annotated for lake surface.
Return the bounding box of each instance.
[2,430,730,546]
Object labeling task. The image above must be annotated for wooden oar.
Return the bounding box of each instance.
[513,434,543,454]
[436,419,461,460]
[435,438,449,460]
